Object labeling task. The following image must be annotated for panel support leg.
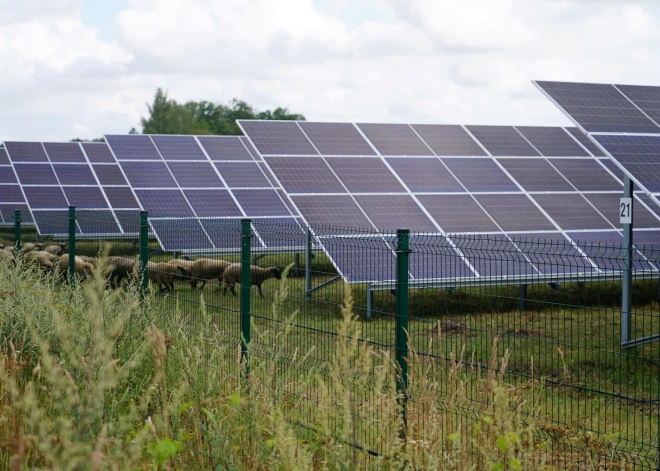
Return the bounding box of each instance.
[305,227,312,299]
[621,175,634,347]
[520,284,527,311]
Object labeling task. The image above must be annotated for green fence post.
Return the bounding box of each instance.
[139,211,149,301]
[241,219,252,380]
[395,228,410,435]
[68,206,76,285]
[13,210,21,254]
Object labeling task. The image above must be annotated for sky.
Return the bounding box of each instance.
[1,0,659,141]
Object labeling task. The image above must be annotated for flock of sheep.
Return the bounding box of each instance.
[1,242,283,297]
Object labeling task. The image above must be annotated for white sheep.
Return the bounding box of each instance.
[44,242,67,256]
[105,256,138,288]
[57,254,94,280]
[24,250,59,272]
[185,258,232,290]
[221,263,282,297]
[147,261,191,293]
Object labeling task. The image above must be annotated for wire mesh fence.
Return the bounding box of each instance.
[4,207,660,469]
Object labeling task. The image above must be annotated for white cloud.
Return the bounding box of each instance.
[2,0,660,140]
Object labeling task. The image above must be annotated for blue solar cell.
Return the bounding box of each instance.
[449,234,536,277]
[151,135,207,160]
[508,232,591,275]
[167,162,224,188]
[531,194,612,230]
[14,164,58,185]
[299,122,376,156]
[321,236,397,282]
[614,84,660,126]
[497,159,574,192]
[565,127,605,156]
[199,218,244,250]
[535,81,660,133]
[151,218,212,251]
[0,148,9,165]
[263,157,346,193]
[5,142,48,162]
[403,235,473,280]
[240,121,319,155]
[114,210,141,233]
[214,162,271,188]
[32,211,71,234]
[252,218,307,248]
[549,159,622,191]
[583,193,660,229]
[386,158,464,192]
[290,195,375,230]
[183,189,242,217]
[592,134,660,193]
[411,124,486,156]
[417,194,500,233]
[120,162,177,188]
[106,135,162,160]
[441,158,519,192]
[240,137,260,160]
[466,126,540,156]
[23,187,68,209]
[134,190,194,216]
[632,230,660,265]
[0,167,17,184]
[43,143,86,162]
[0,204,31,223]
[76,210,121,234]
[566,231,651,271]
[197,136,254,161]
[93,165,128,186]
[473,194,556,232]
[82,143,115,163]
[63,187,108,208]
[357,123,433,156]
[233,189,291,216]
[325,157,405,193]
[52,165,97,185]
[0,185,25,202]
[353,195,437,232]
[103,187,139,209]
[514,126,589,157]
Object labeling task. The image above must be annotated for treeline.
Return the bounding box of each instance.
[71,88,306,142]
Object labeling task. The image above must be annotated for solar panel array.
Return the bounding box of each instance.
[239,120,660,282]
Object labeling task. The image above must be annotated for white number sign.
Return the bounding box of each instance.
[620,197,632,224]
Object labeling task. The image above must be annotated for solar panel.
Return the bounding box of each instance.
[508,232,591,275]
[43,142,86,162]
[497,159,573,192]
[597,158,624,182]
[76,210,121,234]
[263,157,345,193]
[615,84,660,125]
[583,193,660,229]
[151,218,212,251]
[257,162,276,186]
[133,190,193,216]
[120,162,177,188]
[442,158,519,192]
[0,167,18,184]
[353,195,437,232]
[82,142,116,163]
[151,135,207,161]
[531,194,612,230]
[232,189,291,216]
[465,126,540,156]
[214,162,271,188]
[404,235,473,280]
[114,210,141,233]
[591,134,660,193]
[385,158,464,192]
[565,127,605,156]
[416,194,500,233]
[0,185,26,202]
[52,165,97,185]
[325,157,405,193]
[321,236,396,282]
[239,121,318,155]
[0,148,9,165]
[565,231,651,271]
[5,142,48,162]
[632,230,660,265]
[200,219,246,250]
[197,136,254,161]
[298,122,376,155]
[105,135,162,160]
[549,159,622,191]
[411,124,486,156]
[0,204,31,223]
[450,234,535,277]
[514,126,589,157]
[240,137,260,160]
[290,195,375,230]
[103,187,140,209]
[534,81,660,133]
[23,186,68,209]
[63,187,108,208]
[167,162,224,188]
[183,189,242,217]
[92,165,128,186]
[356,123,433,156]
[31,211,71,234]
[474,194,556,231]
[252,217,307,248]
[14,164,58,185]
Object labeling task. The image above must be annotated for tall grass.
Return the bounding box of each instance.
[0,253,631,470]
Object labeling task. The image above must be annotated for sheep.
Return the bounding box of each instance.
[185,258,232,290]
[105,256,138,288]
[21,243,44,253]
[0,249,15,264]
[44,242,66,256]
[79,256,98,268]
[221,263,281,298]
[24,250,59,272]
[147,261,191,293]
[57,254,94,280]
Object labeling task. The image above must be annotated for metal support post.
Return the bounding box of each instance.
[294,253,300,277]
[366,282,373,319]
[139,211,149,301]
[520,284,527,311]
[13,210,21,254]
[395,229,410,435]
[68,206,76,285]
[305,226,312,299]
[621,175,634,347]
[241,219,252,380]
[173,251,179,260]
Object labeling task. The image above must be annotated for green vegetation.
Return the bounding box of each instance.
[0,244,653,469]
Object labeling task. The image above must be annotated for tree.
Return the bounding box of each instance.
[140,88,201,135]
